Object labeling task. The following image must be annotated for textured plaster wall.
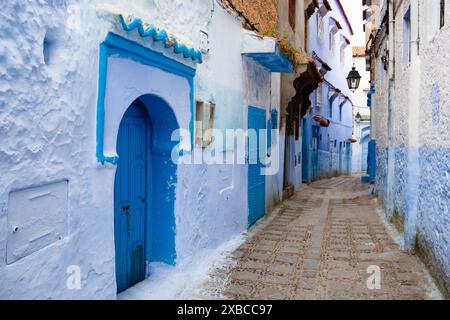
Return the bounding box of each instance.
[415,0,450,296]
[242,57,283,214]
[372,36,389,209]
[277,0,307,191]
[371,0,450,296]
[0,0,271,299]
[0,0,118,300]
[318,150,330,179]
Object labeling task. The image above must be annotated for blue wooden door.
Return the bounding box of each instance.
[339,142,343,174]
[302,118,309,182]
[361,137,369,172]
[114,103,148,293]
[345,142,351,175]
[248,106,266,227]
[311,138,318,180]
[311,126,319,181]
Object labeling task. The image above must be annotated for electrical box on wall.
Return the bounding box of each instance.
[6,180,69,264]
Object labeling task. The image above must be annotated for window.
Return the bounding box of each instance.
[339,104,343,122]
[329,32,335,54]
[289,0,296,30]
[329,98,333,119]
[195,101,216,148]
[428,0,444,40]
[316,83,323,108]
[403,7,411,65]
[340,45,345,65]
[317,14,324,41]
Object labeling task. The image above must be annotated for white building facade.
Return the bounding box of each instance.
[365,0,450,297]
[0,0,291,299]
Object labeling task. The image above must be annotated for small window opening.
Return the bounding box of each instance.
[403,7,411,65]
[195,101,216,148]
[43,36,53,65]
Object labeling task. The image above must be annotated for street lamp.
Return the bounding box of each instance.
[346,65,362,92]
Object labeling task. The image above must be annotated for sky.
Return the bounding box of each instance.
[341,0,366,46]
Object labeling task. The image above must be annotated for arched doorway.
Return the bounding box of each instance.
[114,100,150,293]
[113,95,179,293]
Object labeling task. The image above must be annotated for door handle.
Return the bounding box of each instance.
[120,205,130,212]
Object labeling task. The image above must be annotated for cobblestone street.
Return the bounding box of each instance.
[196,176,441,300]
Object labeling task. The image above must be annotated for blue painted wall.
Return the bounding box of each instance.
[304,0,355,182]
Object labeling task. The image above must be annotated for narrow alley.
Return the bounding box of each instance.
[196,176,441,300]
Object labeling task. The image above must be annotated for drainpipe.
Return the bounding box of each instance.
[388,0,395,81]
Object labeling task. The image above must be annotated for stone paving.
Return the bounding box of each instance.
[196,176,441,300]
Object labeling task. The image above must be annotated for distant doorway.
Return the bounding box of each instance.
[311,126,320,181]
[361,136,370,172]
[248,106,266,227]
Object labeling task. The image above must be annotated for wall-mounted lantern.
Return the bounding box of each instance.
[346,65,362,92]
[355,112,362,124]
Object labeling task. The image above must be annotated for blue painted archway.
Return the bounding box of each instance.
[138,94,179,266]
[114,94,179,292]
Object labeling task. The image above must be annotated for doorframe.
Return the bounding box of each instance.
[311,125,320,181]
[95,33,195,288]
[247,105,267,227]
[95,32,196,165]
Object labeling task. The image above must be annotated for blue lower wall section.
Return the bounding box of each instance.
[312,149,350,180]
[394,147,407,221]
[376,147,388,204]
[318,150,330,179]
[417,147,450,284]
[376,145,450,293]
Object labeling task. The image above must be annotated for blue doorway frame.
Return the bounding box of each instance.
[95,34,194,294]
[361,136,369,172]
[302,118,309,183]
[248,106,266,227]
[96,32,196,165]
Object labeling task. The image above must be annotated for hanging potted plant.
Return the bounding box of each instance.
[312,115,330,127]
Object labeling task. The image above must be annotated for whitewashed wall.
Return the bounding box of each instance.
[0,0,282,299]
[371,0,450,297]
